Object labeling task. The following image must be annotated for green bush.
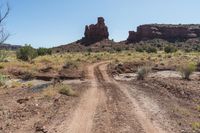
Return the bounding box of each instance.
[137,66,151,80]
[145,46,157,53]
[37,48,52,56]
[164,45,177,53]
[179,63,196,80]
[16,44,38,61]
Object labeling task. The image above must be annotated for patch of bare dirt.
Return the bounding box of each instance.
[114,71,200,81]
[0,80,89,133]
[98,64,172,133]
[123,76,200,133]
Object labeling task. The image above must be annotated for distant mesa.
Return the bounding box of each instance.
[78,17,109,46]
[127,24,200,43]
[0,43,21,50]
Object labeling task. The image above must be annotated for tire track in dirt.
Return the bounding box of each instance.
[96,63,167,133]
[93,63,144,133]
[60,62,104,133]
[59,62,168,133]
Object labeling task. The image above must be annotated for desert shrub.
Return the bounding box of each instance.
[37,48,52,56]
[179,63,196,80]
[87,48,92,52]
[115,47,122,52]
[164,45,177,53]
[16,44,38,61]
[0,65,4,69]
[0,50,8,62]
[59,85,76,96]
[137,66,151,80]
[63,60,78,69]
[76,58,81,62]
[192,122,200,131]
[86,52,91,56]
[21,71,34,80]
[0,74,6,86]
[157,54,162,58]
[135,47,144,52]
[96,56,101,61]
[184,48,192,53]
[125,47,130,50]
[197,105,200,112]
[145,46,157,53]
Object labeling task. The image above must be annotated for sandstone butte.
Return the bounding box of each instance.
[79,17,109,45]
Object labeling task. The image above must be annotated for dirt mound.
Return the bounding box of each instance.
[7,66,84,81]
[109,62,145,75]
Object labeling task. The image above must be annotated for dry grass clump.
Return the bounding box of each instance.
[42,84,77,98]
[137,66,151,80]
[192,122,200,131]
[63,60,79,69]
[179,63,196,80]
[59,84,77,96]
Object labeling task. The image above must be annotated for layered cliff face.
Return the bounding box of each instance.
[80,17,109,45]
[127,24,200,43]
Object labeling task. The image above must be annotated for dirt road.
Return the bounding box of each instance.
[1,61,198,133]
[64,62,170,133]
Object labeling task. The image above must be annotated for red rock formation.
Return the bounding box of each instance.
[127,24,200,43]
[80,17,109,45]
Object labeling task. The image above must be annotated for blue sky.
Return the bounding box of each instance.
[2,0,200,48]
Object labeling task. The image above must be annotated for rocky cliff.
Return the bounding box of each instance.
[79,17,109,45]
[127,24,200,43]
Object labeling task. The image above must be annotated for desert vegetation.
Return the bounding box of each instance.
[136,66,151,80]
[16,44,38,61]
[0,46,200,133]
[179,63,196,80]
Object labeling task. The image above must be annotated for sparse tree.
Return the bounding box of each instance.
[0,3,10,44]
